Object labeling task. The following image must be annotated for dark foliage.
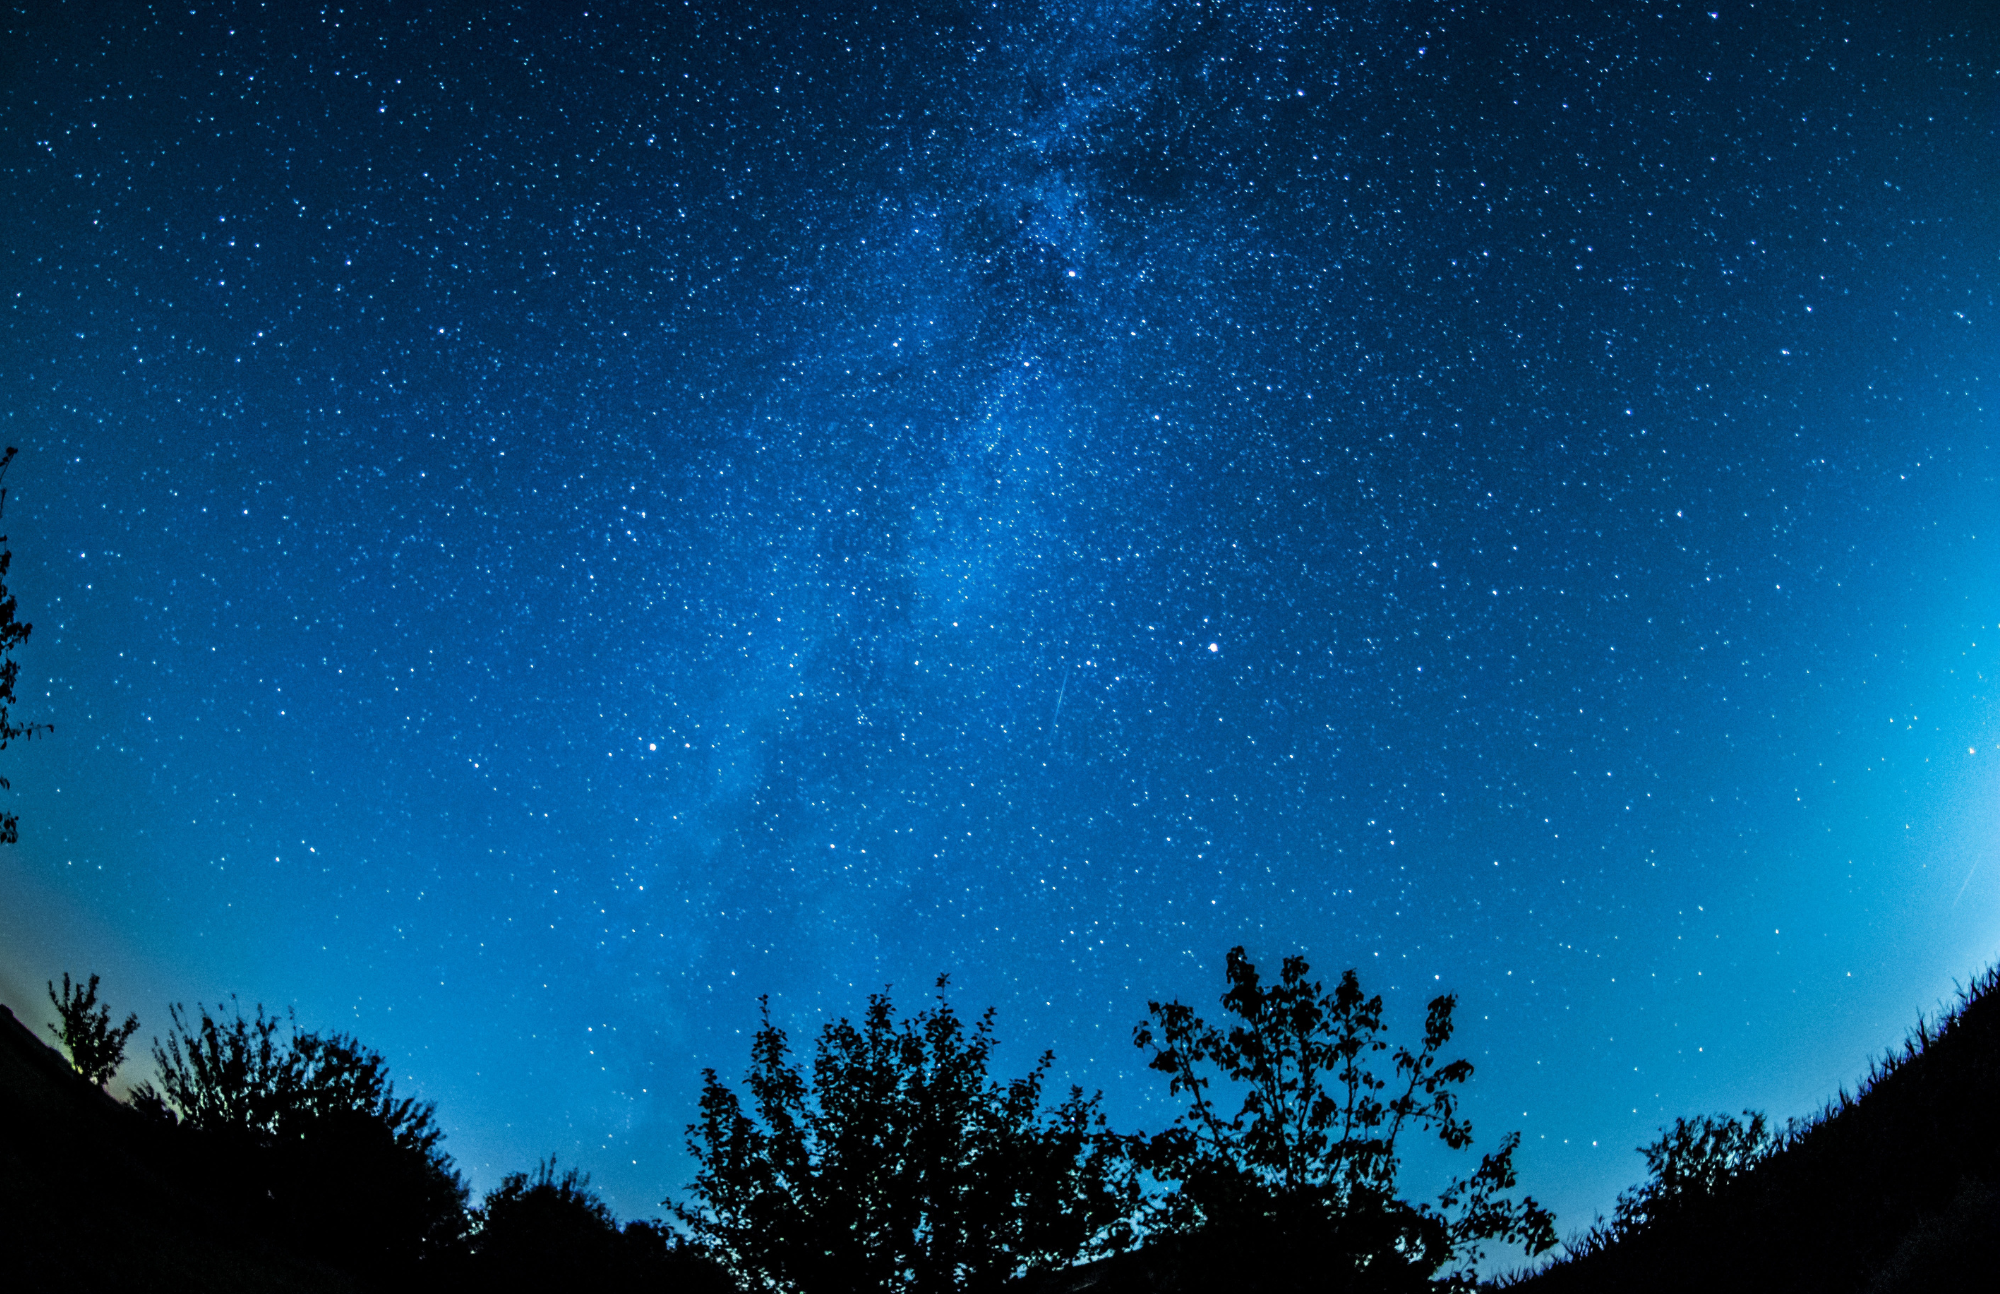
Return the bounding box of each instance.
[269,1100,471,1283]
[1519,965,2000,1294]
[677,977,1138,1294]
[1615,1110,1775,1231]
[473,1157,736,1294]
[47,945,2000,1294]
[131,998,289,1132]
[0,1002,358,1293]
[1571,1110,1775,1246]
[46,970,141,1087]
[1132,947,1555,1291]
[132,998,469,1286]
[0,445,49,843]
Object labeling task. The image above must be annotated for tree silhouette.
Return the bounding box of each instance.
[475,1157,735,1293]
[46,971,141,1087]
[131,998,469,1281]
[130,998,289,1132]
[1133,946,1555,1291]
[270,1030,470,1278]
[475,1157,620,1280]
[0,446,49,843]
[678,977,1138,1294]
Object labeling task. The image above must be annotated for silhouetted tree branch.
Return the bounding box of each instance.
[46,971,140,1087]
[1133,946,1556,1290]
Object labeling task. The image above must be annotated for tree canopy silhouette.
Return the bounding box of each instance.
[474,1156,735,1293]
[131,998,469,1282]
[1133,946,1556,1291]
[477,1156,621,1266]
[46,971,140,1087]
[677,977,1138,1294]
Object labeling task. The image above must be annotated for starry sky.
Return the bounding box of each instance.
[2,0,1998,1241]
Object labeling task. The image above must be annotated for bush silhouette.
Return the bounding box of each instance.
[1615,1111,1775,1235]
[677,977,1137,1293]
[131,998,469,1283]
[1132,946,1556,1291]
[475,1157,621,1275]
[46,971,140,1087]
[475,1157,735,1293]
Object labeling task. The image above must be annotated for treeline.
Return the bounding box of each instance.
[41,950,2000,1293]
[35,976,735,1292]
[29,949,1558,1292]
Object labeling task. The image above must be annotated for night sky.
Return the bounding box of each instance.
[3,0,1997,1241]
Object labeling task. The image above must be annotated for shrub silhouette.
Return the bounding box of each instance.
[1615,1111,1775,1235]
[1132,946,1556,1291]
[475,1157,621,1277]
[475,1157,735,1293]
[131,998,469,1283]
[46,971,140,1087]
[677,977,1138,1294]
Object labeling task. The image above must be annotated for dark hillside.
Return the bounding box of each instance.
[1519,969,2000,1294]
[0,1002,358,1293]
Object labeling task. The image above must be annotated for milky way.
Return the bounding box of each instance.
[2,0,1997,1232]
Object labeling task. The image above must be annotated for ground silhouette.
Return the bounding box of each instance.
[1514,966,2000,1294]
[0,1002,360,1292]
[19,957,2000,1293]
